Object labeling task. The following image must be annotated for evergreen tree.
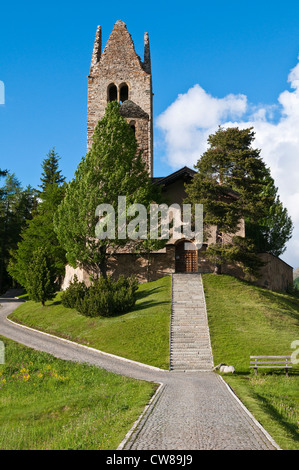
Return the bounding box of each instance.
[8,148,66,289]
[185,126,286,275]
[245,175,293,257]
[38,148,65,193]
[54,101,158,278]
[25,247,57,306]
[0,169,8,199]
[8,183,67,288]
[0,173,35,292]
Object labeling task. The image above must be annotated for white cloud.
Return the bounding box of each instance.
[156,84,247,168]
[156,59,299,268]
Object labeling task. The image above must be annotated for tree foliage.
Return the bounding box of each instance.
[245,174,293,257]
[186,126,292,275]
[38,148,65,194]
[0,173,35,293]
[25,247,57,306]
[8,183,66,287]
[8,151,66,289]
[54,101,159,278]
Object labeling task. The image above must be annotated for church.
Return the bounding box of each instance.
[62,20,292,292]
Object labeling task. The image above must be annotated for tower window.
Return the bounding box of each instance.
[119,83,129,103]
[108,84,117,102]
[130,120,136,135]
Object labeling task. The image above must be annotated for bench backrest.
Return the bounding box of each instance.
[250,356,292,368]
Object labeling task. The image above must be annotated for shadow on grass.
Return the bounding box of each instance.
[254,391,299,445]
[49,300,63,307]
[132,299,170,312]
[258,289,299,323]
[133,286,170,312]
[135,286,164,300]
[232,369,299,378]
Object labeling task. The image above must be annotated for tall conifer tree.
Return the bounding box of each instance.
[38,148,65,193]
[8,153,66,289]
[54,101,158,278]
[186,127,292,275]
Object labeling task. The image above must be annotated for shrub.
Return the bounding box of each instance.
[61,275,87,309]
[61,275,138,317]
[25,247,57,306]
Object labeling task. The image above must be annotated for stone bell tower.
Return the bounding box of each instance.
[87,20,153,176]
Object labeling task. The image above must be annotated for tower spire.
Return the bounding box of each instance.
[89,25,102,75]
[143,32,151,74]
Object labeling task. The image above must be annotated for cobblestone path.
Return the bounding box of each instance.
[121,372,277,450]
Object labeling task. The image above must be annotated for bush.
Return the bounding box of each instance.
[61,275,138,317]
[61,275,87,309]
[26,247,57,306]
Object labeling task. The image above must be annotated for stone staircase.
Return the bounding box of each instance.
[170,274,214,371]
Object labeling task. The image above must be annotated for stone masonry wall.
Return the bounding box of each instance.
[61,250,291,292]
[87,20,153,175]
[221,253,293,292]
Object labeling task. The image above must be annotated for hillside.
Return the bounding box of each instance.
[202,273,299,450]
[293,267,299,280]
[202,273,299,370]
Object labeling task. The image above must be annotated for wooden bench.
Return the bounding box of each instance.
[250,356,292,377]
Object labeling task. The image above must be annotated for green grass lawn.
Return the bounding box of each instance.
[0,336,155,450]
[9,275,171,370]
[202,273,299,450]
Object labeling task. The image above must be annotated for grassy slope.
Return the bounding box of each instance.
[202,273,299,450]
[9,275,171,370]
[0,336,155,450]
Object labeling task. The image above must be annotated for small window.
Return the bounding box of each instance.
[129,120,136,135]
[108,84,117,102]
[119,83,128,103]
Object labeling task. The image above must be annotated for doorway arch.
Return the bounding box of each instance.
[175,240,198,273]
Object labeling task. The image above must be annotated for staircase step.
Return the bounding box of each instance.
[170,273,213,371]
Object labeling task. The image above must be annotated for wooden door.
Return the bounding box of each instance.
[175,241,198,273]
[185,249,197,273]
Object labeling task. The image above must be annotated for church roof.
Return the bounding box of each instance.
[154,166,196,186]
[154,166,240,200]
[119,100,149,119]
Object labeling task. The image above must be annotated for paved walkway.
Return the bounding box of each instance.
[0,290,279,450]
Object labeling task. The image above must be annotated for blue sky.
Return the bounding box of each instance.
[1,0,299,268]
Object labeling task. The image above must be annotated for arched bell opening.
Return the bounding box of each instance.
[119,83,129,103]
[107,83,117,102]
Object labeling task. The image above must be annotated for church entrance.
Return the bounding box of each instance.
[175,241,198,273]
